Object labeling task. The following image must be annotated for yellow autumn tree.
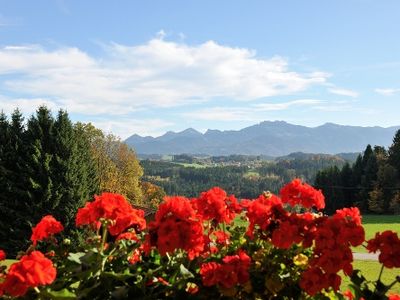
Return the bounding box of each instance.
[75,123,143,205]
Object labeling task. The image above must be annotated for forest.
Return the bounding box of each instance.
[0,107,145,255]
[315,131,400,214]
[140,153,348,199]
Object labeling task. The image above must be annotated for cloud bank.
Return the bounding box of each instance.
[0,37,329,115]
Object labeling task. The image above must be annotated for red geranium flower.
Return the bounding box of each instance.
[299,267,328,296]
[1,251,56,297]
[213,230,230,245]
[280,178,325,210]
[193,187,241,224]
[0,249,5,261]
[76,193,146,236]
[245,193,286,238]
[367,231,400,268]
[116,231,138,242]
[31,215,64,246]
[149,196,205,260]
[200,262,222,287]
[200,250,251,289]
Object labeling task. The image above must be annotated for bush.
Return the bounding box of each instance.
[0,179,399,299]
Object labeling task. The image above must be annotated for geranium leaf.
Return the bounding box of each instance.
[180,264,194,279]
[44,288,76,300]
[67,252,86,264]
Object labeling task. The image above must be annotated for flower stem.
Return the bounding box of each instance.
[378,264,384,281]
[101,224,108,253]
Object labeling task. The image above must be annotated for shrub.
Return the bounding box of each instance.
[0,179,399,299]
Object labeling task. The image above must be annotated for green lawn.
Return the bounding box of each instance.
[354,215,400,253]
[341,260,400,294]
[175,162,207,168]
[0,259,16,270]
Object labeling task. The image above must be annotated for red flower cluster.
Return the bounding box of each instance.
[300,267,341,296]
[31,215,64,246]
[367,230,400,268]
[193,187,241,224]
[148,196,205,260]
[0,249,5,261]
[280,178,325,210]
[301,207,365,295]
[116,231,138,242]
[76,193,146,236]
[200,250,251,288]
[271,213,315,249]
[212,230,230,245]
[245,193,286,238]
[0,251,56,297]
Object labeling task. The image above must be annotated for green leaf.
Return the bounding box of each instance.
[179,264,194,279]
[44,288,77,300]
[102,270,134,281]
[350,269,366,286]
[67,252,86,264]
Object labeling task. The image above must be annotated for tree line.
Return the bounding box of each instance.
[0,107,146,255]
[315,130,400,214]
[141,154,347,199]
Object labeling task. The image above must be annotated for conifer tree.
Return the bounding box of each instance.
[0,109,32,254]
[51,110,99,228]
[388,129,400,176]
[340,162,354,207]
[25,106,55,220]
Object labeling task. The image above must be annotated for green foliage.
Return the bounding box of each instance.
[141,154,346,199]
[0,107,99,256]
[316,134,400,214]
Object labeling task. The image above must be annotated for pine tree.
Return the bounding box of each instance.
[0,110,32,254]
[25,106,55,221]
[340,162,354,207]
[51,110,99,228]
[388,129,400,175]
[356,145,378,213]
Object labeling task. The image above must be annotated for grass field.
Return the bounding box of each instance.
[175,162,207,168]
[354,215,400,253]
[0,259,16,270]
[341,260,400,294]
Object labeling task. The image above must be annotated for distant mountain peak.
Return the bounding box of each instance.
[125,121,400,156]
[180,128,202,135]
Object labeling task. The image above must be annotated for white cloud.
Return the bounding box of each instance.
[91,118,174,139]
[255,99,324,111]
[375,88,400,96]
[328,87,359,98]
[0,37,329,115]
[182,99,327,122]
[183,107,258,121]
[0,96,59,115]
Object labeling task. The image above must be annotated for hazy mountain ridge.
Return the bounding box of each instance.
[125,121,400,156]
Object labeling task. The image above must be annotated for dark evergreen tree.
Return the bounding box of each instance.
[388,129,400,176]
[340,162,354,207]
[25,106,55,221]
[356,145,378,213]
[51,110,99,228]
[0,110,32,254]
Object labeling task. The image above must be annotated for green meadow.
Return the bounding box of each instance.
[341,260,400,294]
[354,215,400,253]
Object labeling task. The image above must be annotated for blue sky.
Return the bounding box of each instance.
[1,0,400,138]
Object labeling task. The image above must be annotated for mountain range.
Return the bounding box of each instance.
[125,121,400,157]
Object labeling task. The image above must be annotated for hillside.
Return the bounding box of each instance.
[126,121,400,156]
